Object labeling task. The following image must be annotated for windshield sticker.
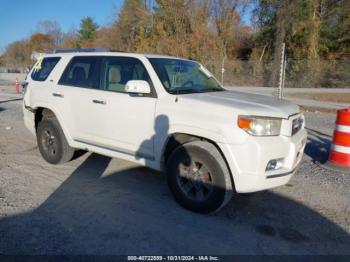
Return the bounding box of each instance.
[33,54,44,72]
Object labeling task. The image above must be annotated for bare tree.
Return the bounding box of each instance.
[210,0,248,58]
[37,20,63,47]
[3,40,31,71]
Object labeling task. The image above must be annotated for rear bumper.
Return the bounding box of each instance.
[219,128,307,193]
[22,102,36,136]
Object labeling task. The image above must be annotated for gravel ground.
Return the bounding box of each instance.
[0,88,349,255]
[304,110,336,136]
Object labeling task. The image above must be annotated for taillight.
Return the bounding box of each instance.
[22,81,28,94]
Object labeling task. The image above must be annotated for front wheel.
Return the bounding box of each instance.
[166,141,233,213]
[36,119,75,164]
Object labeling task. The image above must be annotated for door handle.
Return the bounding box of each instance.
[92,99,106,105]
[52,93,64,98]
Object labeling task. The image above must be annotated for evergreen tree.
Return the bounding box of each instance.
[111,0,151,51]
[78,17,98,47]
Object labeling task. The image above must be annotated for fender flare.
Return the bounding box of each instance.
[32,102,74,145]
[157,126,238,192]
[156,124,236,168]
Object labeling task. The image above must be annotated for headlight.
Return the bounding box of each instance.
[237,116,282,136]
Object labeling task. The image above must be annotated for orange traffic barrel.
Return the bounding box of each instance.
[327,107,350,171]
[15,79,20,94]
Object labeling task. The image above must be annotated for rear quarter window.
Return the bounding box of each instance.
[31,57,61,81]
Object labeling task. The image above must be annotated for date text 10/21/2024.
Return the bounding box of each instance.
[127,256,220,261]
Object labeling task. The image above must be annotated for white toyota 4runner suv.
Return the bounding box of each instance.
[23,49,307,213]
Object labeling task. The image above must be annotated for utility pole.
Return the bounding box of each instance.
[282,52,287,96]
[221,56,226,86]
[278,42,286,99]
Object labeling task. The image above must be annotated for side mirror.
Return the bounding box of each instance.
[125,80,151,94]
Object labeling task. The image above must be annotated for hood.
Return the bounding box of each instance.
[181,90,300,118]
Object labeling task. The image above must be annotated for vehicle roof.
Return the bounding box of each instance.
[42,51,191,61]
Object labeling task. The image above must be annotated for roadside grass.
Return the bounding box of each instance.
[300,105,337,114]
[286,93,350,103]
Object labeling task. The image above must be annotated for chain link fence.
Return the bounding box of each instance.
[206,59,350,88]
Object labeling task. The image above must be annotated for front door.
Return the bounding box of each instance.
[58,55,157,159]
[97,56,156,159]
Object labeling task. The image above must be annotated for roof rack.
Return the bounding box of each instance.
[46,48,110,54]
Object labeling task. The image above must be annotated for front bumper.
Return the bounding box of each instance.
[219,128,307,193]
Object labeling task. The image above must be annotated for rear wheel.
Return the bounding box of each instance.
[36,119,74,164]
[166,140,233,213]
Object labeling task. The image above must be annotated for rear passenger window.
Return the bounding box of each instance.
[59,56,100,88]
[100,57,151,93]
[31,57,60,81]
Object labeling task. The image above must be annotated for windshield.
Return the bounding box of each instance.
[148,58,225,94]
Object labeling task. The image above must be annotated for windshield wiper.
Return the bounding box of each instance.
[168,88,200,94]
[169,87,225,94]
[199,88,225,92]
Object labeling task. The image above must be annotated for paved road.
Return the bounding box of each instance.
[225,86,350,110]
[226,86,350,94]
[2,84,348,111]
[2,80,349,109]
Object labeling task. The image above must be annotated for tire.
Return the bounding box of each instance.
[166,140,233,213]
[36,119,74,164]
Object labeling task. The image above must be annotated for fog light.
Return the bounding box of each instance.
[266,159,283,171]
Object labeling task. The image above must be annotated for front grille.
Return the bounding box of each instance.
[292,116,303,135]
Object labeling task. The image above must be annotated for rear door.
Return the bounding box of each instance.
[57,56,109,144]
